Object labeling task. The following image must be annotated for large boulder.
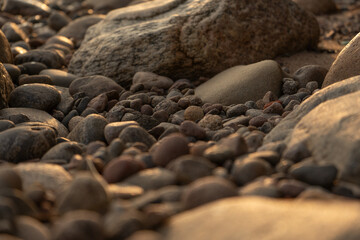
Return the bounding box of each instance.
[161,197,360,240]
[322,33,360,88]
[69,0,319,87]
[0,30,13,64]
[0,63,14,110]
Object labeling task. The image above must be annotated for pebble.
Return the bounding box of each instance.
[103,155,144,183]
[41,141,85,162]
[239,177,281,198]
[18,75,53,85]
[0,119,15,132]
[248,116,267,127]
[39,69,76,87]
[154,99,179,115]
[16,216,51,240]
[3,64,20,83]
[0,30,13,64]
[179,120,206,139]
[278,179,308,198]
[151,133,189,167]
[8,83,61,112]
[0,166,22,190]
[167,155,216,184]
[184,106,204,122]
[104,121,139,144]
[181,176,238,210]
[18,62,47,75]
[198,114,223,130]
[1,22,28,43]
[15,50,65,69]
[282,140,311,162]
[119,125,156,148]
[133,72,174,90]
[263,102,283,115]
[48,10,72,31]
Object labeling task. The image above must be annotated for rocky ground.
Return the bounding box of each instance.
[0,0,360,239]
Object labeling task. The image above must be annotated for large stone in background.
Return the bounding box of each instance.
[161,197,360,240]
[322,33,360,88]
[0,63,14,110]
[69,0,319,87]
[195,60,284,105]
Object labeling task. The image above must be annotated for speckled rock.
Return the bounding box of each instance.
[8,84,61,112]
[198,114,223,130]
[195,60,285,105]
[67,114,108,144]
[0,62,14,110]
[69,0,319,87]
[0,30,13,63]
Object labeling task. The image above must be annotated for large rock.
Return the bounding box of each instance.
[161,197,360,240]
[69,0,319,87]
[195,60,284,105]
[264,75,360,144]
[0,30,13,64]
[285,90,360,184]
[0,108,69,137]
[322,33,360,88]
[0,63,14,110]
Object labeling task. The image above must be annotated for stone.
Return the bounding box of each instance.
[239,177,281,198]
[0,126,56,163]
[231,157,273,186]
[1,22,28,43]
[1,0,51,16]
[122,168,177,191]
[58,173,109,215]
[69,0,318,87]
[322,33,360,88]
[119,125,156,148]
[179,120,206,140]
[293,65,328,88]
[58,14,105,45]
[126,230,162,240]
[226,104,248,118]
[103,155,144,183]
[264,75,360,144]
[87,93,108,112]
[181,176,237,210]
[39,69,76,87]
[8,84,61,112]
[0,166,22,190]
[53,210,103,240]
[104,121,138,144]
[45,36,74,50]
[161,197,360,240]
[0,108,69,137]
[198,114,222,130]
[3,64,20,84]
[48,11,72,31]
[0,30,13,64]
[19,62,47,75]
[18,75,53,85]
[15,50,65,69]
[133,72,174,90]
[41,141,85,162]
[293,0,337,15]
[195,60,284,105]
[15,216,51,240]
[67,114,108,144]
[85,0,146,12]
[151,133,189,167]
[69,75,123,99]
[15,163,72,194]
[0,63,14,110]
[167,155,215,184]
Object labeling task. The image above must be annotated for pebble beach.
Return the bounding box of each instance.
[1,0,360,239]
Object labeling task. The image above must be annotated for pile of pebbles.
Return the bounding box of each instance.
[0,1,351,240]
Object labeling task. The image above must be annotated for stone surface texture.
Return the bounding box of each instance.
[69,0,319,87]
[0,63,14,110]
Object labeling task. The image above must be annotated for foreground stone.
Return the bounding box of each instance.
[0,62,14,110]
[195,60,284,105]
[69,0,319,87]
[322,32,360,88]
[161,197,360,240]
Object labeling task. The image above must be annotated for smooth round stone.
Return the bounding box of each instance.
[249,116,267,127]
[154,99,179,114]
[67,114,108,145]
[246,151,281,166]
[41,141,85,162]
[1,0,51,16]
[68,116,84,132]
[0,30,13,64]
[53,210,103,240]
[179,120,206,139]
[18,75,53,85]
[104,121,139,144]
[58,173,109,215]
[15,162,72,194]
[15,50,65,69]
[16,216,51,240]
[1,22,28,43]
[122,168,177,191]
[69,75,123,99]
[87,93,108,112]
[182,176,238,210]
[282,79,299,95]
[167,155,216,184]
[239,177,281,198]
[118,125,156,148]
[293,65,328,88]
[42,43,71,56]
[0,120,15,132]
[198,114,223,130]
[133,72,174,90]
[3,64,20,83]
[48,11,72,31]
[38,69,76,87]
[0,126,56,163]
[0,166,22,190]
[0,197,17,234]
[151,133,189,167]
[289,162,338,188]
[244,131,265,152]
[263,102,283,115]
[103,155,144,183]
[8,84,61,112]
[0,62,14,110]
[282,140,311,163]
[45,36,74,50]
[184,106,204,122]
[226,104,248,118]
[231,157,273,186]
[126,230,162,240]
[18,62,47,75]
[278,179,308,198]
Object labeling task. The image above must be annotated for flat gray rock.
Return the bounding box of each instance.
[0,107,69,137]
[195,60,284,105]
[69,0,318,87]
[161,197,360,240]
